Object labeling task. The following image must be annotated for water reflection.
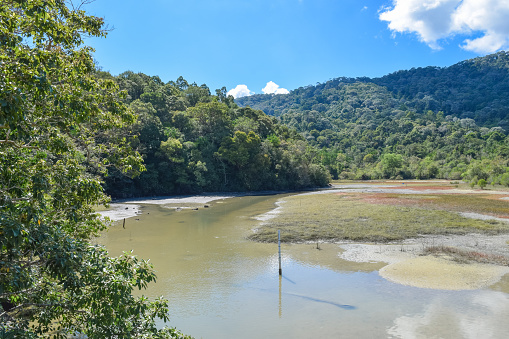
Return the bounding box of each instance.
[279,276,282,318]
[98,193,509,339]
[283,292,356,310]
[388,291,509,339]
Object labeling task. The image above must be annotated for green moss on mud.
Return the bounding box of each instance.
[250,193,509,243]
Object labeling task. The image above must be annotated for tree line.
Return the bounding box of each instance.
[100,72,330,198]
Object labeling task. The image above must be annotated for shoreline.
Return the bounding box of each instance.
[99,189,304,221]
[98,195,235,221]
[99,182,509,290]
[254,183,509,290]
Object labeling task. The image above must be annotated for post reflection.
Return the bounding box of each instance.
[279,275,282,318]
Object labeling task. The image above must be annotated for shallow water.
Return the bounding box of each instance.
[98,194,509,339]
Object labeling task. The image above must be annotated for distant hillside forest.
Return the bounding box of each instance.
[236,51,509,185]
[97,72,330,198]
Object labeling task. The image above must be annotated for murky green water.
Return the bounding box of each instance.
[98,194,509,339]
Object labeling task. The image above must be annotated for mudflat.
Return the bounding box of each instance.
[253,181,509,290]
[99,181,509,290]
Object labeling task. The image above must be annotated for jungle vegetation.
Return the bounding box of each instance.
[0,1,189,337]
[100,72,331,198]
[0,1,330,335]
[236,51,509,186]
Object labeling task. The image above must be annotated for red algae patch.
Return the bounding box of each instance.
[388,185,456,191]
[350,190,509,220]
[361,193,439,207]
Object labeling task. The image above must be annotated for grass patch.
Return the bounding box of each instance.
[424,245,509,266]
[250,193,509,243]
[362,193,509,218]
[408,194,509,216]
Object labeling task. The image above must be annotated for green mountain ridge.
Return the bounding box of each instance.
[237,51,509,128]
[235,51,509,183]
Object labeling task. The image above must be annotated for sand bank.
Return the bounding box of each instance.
[98,194,236,221]
[379,256,509,290]
[115,194,236,205]
[339,234,509,290]
[98,203,141,221]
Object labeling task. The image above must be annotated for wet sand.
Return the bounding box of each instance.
[98,203,141,221]
[283,183,509,290]
[98,195,236,221]
[120,195,236,205]
[379,256,509,290]
[339,235,509,290]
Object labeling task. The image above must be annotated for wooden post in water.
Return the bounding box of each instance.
[123,218,126,229]
[278,229,282,276]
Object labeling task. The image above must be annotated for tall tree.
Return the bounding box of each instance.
[0,1,188,337]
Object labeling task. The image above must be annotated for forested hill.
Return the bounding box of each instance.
[373,51,509,128]
[235,51,509,184]
[236,51,509,128]
[99,72,330,198]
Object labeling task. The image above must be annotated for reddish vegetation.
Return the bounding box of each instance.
[361,194,434,207]
[484,195,509,201]
[387,185,454,191]
[425,246,509,265]
[335,184,509,219]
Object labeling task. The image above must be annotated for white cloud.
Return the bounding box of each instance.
[453,0,509,52]
[262,81,290,95]
[227,85,254,99]
[379,0,509,53]
[388,291,509,339]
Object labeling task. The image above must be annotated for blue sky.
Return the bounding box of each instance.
[85,0,509,97]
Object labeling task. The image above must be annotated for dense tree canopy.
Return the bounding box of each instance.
[0,1,188,337]
[101,72,330,198]
[236,52,509,186]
